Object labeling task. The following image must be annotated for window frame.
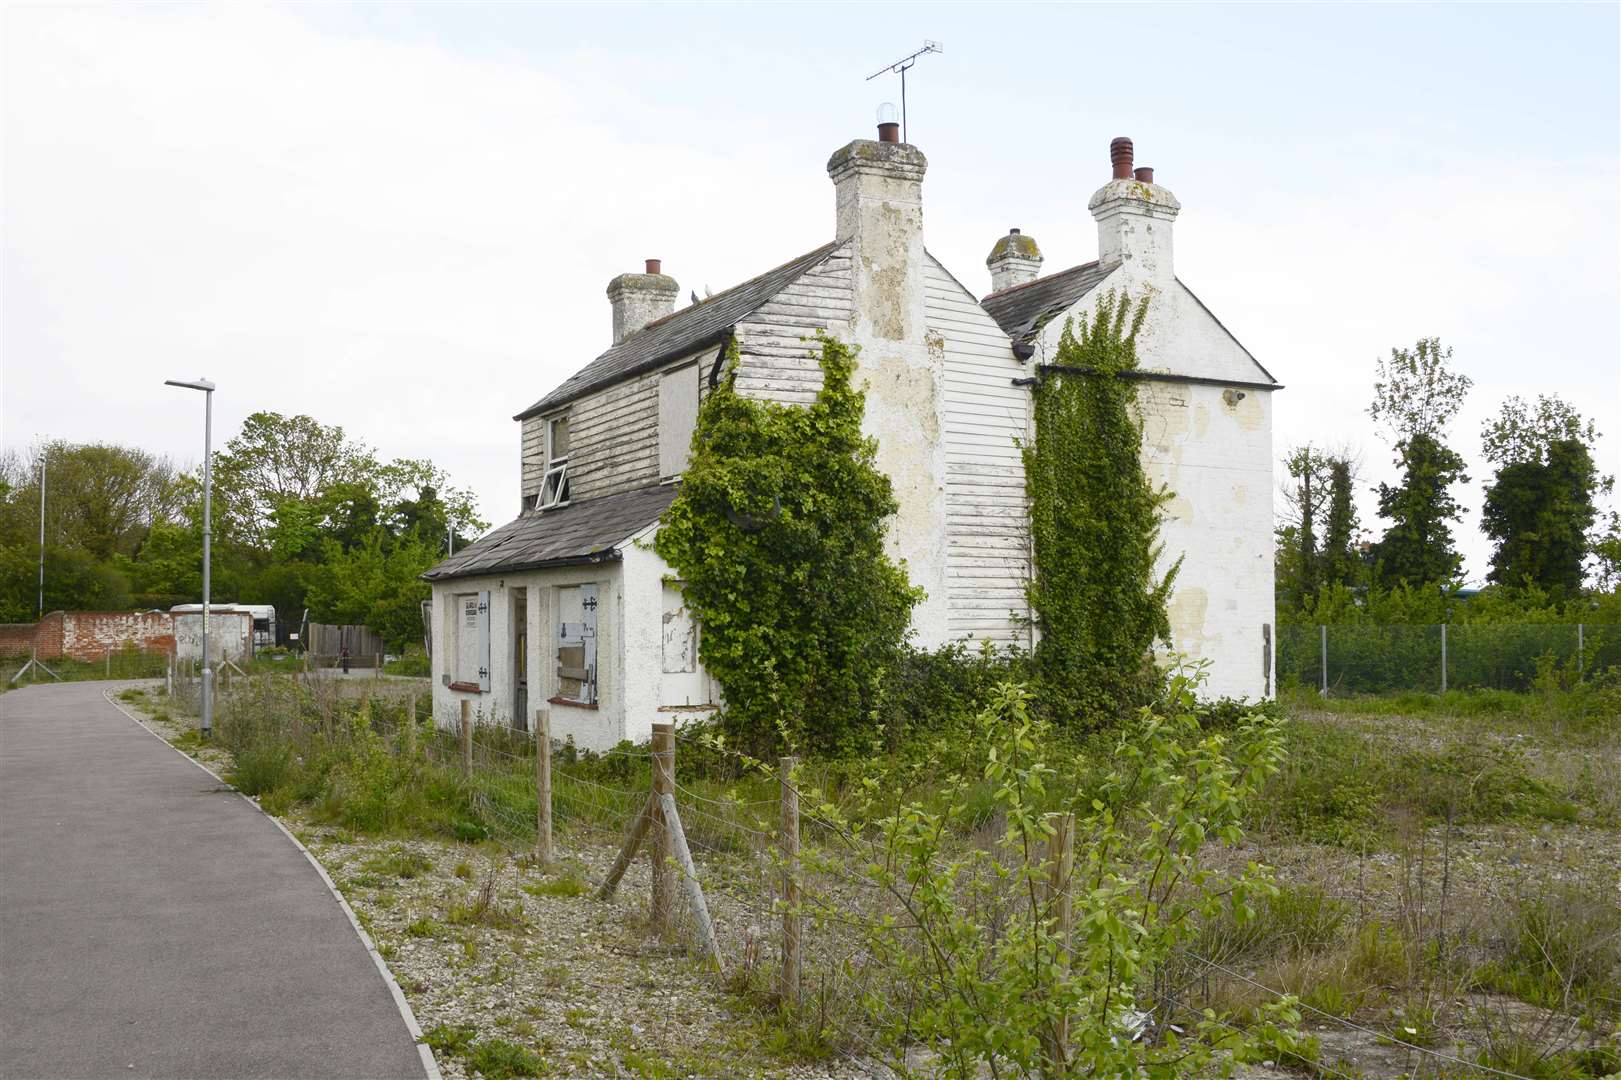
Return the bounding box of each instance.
[551,583,598,707]
[540,413,570,509]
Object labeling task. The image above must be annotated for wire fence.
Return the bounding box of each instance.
[1277,622,1618,695]
[160,673,1571,1078]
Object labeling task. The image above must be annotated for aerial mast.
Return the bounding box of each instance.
[865,40,942,144]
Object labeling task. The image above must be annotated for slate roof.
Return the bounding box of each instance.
[979,260,1116,344]
[515,242,843,421]
[422,483,678,583]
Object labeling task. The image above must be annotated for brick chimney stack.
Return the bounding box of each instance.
[606,260,679,344]
[1089,136,1180,285]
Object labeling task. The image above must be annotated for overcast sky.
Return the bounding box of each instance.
[4,2,1617,585]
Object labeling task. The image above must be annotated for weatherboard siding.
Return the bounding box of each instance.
[926,255,1031,648]
[732,245,854,405]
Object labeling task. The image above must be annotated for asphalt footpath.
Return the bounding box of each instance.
[0,681,430,1080]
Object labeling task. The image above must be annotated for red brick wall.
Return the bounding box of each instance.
[0,611,179,661]
[61,612,176,661]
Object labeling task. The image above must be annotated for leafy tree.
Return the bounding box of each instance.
[1367,338,1471,589]
[1482,439,1600,595]
[1373,433,1468,587]
[1277,445,1332,608]
[1023,292,1175,721]
[1367,337,1473,443]
[0,544,132,621]
[655,336,920,754]
[1482,394,1600,469]
[304,527,440,651]
[1319,458,1361,589]
[1479,395,1611,596]
[213,412,373,546]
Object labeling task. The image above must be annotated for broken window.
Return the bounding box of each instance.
[554,583,597,705]
[541,414,570,508]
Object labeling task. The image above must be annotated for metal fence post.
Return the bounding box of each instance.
[1319,624,1328,696]
[1440,623,1448,695]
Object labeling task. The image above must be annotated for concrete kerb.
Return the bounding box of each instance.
[101,688,442,1080]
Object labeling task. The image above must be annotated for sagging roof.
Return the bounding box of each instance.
[980,260,1115,345]
[515,242,843,421]
[422,483,678,583]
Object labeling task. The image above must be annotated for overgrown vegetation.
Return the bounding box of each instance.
[1022,292,1176,724]
[655,335,920,755]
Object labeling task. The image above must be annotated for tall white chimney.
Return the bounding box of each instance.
[825,113,951,648]
[607,259,678,344]
[1088,138,1180,286]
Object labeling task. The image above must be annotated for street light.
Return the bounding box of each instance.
[165,377,216,737]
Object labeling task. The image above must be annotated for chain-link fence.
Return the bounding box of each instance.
[1277,622,1618,695]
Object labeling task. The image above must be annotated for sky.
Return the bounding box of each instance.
[4,2,1618,585]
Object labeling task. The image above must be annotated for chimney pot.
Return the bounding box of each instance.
[1110,136,1134,180]
[1133,166,1154,184]
[1009,227,1020,235]
[877,122,900,143]
[645,258,661,275]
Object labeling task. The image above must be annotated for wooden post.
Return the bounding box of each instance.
[659,793,724,971]
[404,693,418,757]
[595,793,656,899]
[649,724,675,936]
[105,649,110,678]
[779,756,801,1005]
[460,699,472,776]
[535,708,553,863]
[1042,811,1076,1070]
[374,653,382,680]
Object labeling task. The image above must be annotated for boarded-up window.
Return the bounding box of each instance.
[658,365,699,478]
[554,583,598,705]
[452,591,491,690]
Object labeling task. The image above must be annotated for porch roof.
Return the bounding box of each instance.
[422,483,678,583]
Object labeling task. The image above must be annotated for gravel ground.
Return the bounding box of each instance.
[114,684,1618,1078]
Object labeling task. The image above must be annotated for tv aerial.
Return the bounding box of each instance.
[865,40,942,144]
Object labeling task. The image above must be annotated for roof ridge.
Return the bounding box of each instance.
[514,240,845,421]
[980,258,1105,302]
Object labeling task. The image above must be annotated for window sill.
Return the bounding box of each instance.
[448,680,483,693]
[548,695,598,711]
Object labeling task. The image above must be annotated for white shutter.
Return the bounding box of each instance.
[477,590,491,692]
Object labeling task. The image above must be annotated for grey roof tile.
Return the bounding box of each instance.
[980,260,1115,344]
[515,242,842,421]
[422,483,677,582]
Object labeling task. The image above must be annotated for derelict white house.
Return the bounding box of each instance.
[423,122,1278,750]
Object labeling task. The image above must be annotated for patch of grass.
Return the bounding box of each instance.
[523,867,589,899]
[454,860,474,879]
[447,868,528,932]
[1474,883,1621,1009]
[465,1038,547,1078]
[228,741,294,796]
[362,847,433,880]
[423,1023,477,1054]
[1197,883,1350,965]
[405,917,440,938]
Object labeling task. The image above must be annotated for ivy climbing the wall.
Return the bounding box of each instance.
[1023,291,1178,723]
[655,335,921,755]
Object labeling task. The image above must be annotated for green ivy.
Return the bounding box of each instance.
[1022,291,1178,724]
[654,335,921,755]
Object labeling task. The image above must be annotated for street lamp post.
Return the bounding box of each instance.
[166,378,216,737]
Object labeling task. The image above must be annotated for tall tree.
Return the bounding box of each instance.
[1319,457,1362,588]
[1374,434,1469,587]
[1279,445,1331,605]
[212,412,372,546]
[1368,338,1472,588]
[1479,395,1611,595]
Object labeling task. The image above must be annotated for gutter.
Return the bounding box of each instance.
[1012,365,1283,392]
[420,547,621,585]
